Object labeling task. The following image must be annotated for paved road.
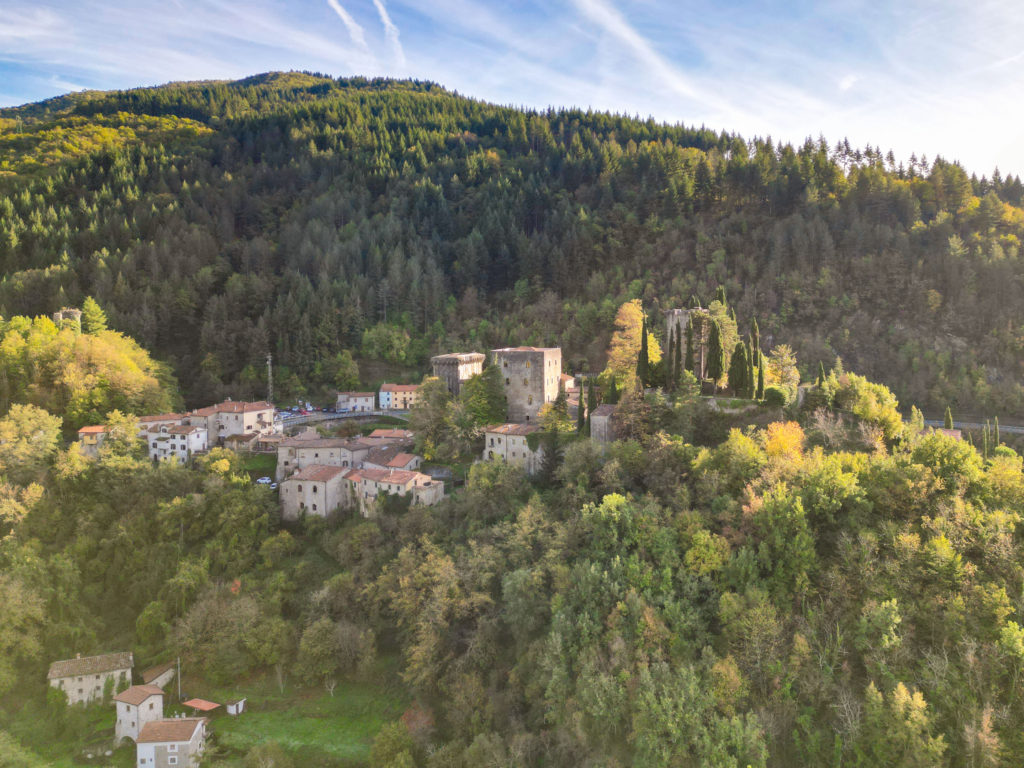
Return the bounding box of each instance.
[278,410,410,428]
[923,419,1024,435]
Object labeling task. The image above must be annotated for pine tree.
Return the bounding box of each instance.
[81,296,108,334]
[728,342,747,394]
[707,321,725,392]
[944,406,954,430]
[684,319,695,373]
[636,311,650,387]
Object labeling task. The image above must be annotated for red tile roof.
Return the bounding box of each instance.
[337,391,375,398]
[167,425,204,435]
[356,468,429,486]
[485,423,540,436]
[113,684,165,705]
[431,352,485,362]
[289,464,347,482]
[182,698,220,712]
[387,453,418,468]
[380,383,420,392]
[191,400,272,416]
[138,413,184,423]
[137,717,206,743]
[77,425,107,434]
[141,660,176,685]
[367,429,414,440]
[492,346,560,353]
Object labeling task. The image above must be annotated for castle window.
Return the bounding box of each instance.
[523,378,528,386]
[505,378,510,385]
[503,361,508,368]
[528,396,533,404]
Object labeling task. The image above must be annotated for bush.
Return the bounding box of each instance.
[762,386,788,408]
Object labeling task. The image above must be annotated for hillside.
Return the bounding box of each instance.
[1,71,1022,417]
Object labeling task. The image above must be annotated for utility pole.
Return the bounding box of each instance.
[266,353,273,403]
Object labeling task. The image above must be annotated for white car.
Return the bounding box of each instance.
[255,476,272,485]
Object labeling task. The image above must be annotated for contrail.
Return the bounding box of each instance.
[372,0,406,68]
[326,0,368,50]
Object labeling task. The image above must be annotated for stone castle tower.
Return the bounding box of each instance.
[491,346,562,423]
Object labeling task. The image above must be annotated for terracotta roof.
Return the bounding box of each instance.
[357,467,429,486]
[48,651,132,680]
[380,383,420,393]
[431,352,485,362]
[192,400,272,416]
[337,391,375,398]
[387,453,418,468]
[485,423,541,436]
[591,404,617,418]
[137,717,206,743]
[182,698,220,712]
[77,425,107,434]
[344,468,363,481]
[225,432,260,443]
[167,425,204,435]
[367,429,414,440]
[138,413,184,423]
[141,660,176,685]
[280,437,367,450]
[113,684,165,705]
[363,446,403,467]
[289,464,347,482]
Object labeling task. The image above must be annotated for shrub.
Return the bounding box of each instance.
[762,386,788,408]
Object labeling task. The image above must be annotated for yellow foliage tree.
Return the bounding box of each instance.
[604,299,661,386]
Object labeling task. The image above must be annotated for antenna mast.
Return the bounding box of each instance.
[266,353,273,403]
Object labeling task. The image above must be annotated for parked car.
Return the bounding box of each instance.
[269,483,278,490]
[255,476,272,485]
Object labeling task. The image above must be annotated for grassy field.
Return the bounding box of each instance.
[241,452,277,478]
[201,663,409,766]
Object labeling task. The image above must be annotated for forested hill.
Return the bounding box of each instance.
[1,71,1022,415]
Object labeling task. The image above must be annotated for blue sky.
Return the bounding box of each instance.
[2,0,1023,175]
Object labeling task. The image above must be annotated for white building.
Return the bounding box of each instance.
[136,717,207,768]
[48,652,133,706]
[187,400,277,445]
[482,424,544,476]
[114,685,164,744]
[136,414,185,437]
[336,391,375,412]
[145,424,208,463]
[344,467,444,512]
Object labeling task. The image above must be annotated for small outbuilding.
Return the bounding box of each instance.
[225,698,247,716]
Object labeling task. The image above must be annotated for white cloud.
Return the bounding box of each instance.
[325,0,369,51]
[838,74,859,92]
[372,0,406,68]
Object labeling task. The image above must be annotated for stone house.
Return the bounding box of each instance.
[430,352,485,396]
[275,436,374,481]
[491,347,562,423]
[344,467,444,512]
[114,685,164,744]
[141,661,176,690]
[365,428,415,446]
[136,717,207,768]
[77,425,107,458]
[136,414,185,437]
[187,400,277,446]
[362,446,422,472]
[482,423,544,476]
[590,404,618,444]
[379,383,420,410]
[664,308,691,345]
[48,652,133,706]
[280,465,349,519]
[336,391,375,412]
[223,432,260,453]
[145,424,208,463]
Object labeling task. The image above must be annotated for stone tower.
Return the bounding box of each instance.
[491,347,562,423]
[430,352,485,396]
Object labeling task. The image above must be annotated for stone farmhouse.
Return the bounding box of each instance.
[141,661,176,690]
[492,346,562,423]
[114,684,164,744]
[363,446,421,471]
[431,352,485,396]
[280,465,349,520]
[136,414,186,434]
[48,651,133,706]
[365,428,415,445]
[275,432,376,481]
[143,424,208,463]
[379,383,420,410]
[483,423,544,476]
[77,425,107,458]
[336,391,375,412]
[345,467,444,510]
[136,717,207,768]
[188,400,276,445]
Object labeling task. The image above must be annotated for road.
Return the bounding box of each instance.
[923,419,1024,435]
[277,410,410,428]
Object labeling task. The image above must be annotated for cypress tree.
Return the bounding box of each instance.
[684,319,695,373]
[715,285,727,306]
[576,377,586,432]
[995,416,1000,446]
[707,321,725,392]
[586,378,596,435]
[756,356,765,400]
[636,311,649,387]
[817,361,826,387]
[674,328,683,392]
[751,317,760,357]
[665,327,676,390]
[744,341,755,399]
[944,406,954,430]
[609,376,619,405]
[727,342,747,394]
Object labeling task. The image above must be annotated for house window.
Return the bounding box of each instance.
[168,758,178,766]
[526,361,531,368]
[312,504,317,511]
[168,745,178,753]
[297,485,302,492]
[149,702,154,710]
[503,361,507,368]
[313,486,318,493]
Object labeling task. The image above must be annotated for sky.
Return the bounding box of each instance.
[2,0,1024,176]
